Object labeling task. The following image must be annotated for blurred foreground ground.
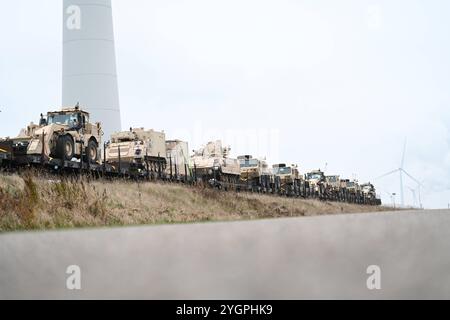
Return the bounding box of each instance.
[0,209,449,299]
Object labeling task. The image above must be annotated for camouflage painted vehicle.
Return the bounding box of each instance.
[272,163,304,196]
[105,127,166,176]
[305,170,327,198]
[191,140,241,189]
[238,155,272,192]
[5,106,102,165]
[166,139,191,180]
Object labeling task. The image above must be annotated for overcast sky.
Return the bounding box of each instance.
[1,0,450,208]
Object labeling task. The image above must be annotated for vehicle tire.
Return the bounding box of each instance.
[57,135,74,161]
[86,139,99,163]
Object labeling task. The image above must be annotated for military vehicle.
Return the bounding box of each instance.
[0,138,13,166]
[238,155,272,192]
[325,175,342,201]
[191,140,241,189]
[305,169,327,198]
[272,163,304,196]
[360,182,380,205]
[0,117,48,165]
[341,179,362,203]
[5,106,102,165]
[166,139,191,180]
[105,127,167,176]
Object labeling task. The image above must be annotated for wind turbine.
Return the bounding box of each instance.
[407,186,417,208]
[376,139,424,208]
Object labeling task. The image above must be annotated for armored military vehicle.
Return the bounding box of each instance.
[238,155,272,192]
[166,139,190,180]
[105,127,167,176]
[305,170,327,198]
[5,106,102,165]
[272,163,304,196]
[360,182,380,205]
[325,175,342,201]
[0,115,51,165]
[191,140,241,189]
[340,179,362,203]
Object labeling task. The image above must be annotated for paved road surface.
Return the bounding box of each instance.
[1,210,450,299]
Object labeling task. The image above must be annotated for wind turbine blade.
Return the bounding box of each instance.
[401,169,424,187]
[375,169,399,180]
[400,138,407,169]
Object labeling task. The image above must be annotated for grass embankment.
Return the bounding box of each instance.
[0,172,392,232]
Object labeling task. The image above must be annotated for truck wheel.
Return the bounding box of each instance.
[57,135,74,161]
[86,140,98,163]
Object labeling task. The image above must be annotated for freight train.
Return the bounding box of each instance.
[0,106,382,205]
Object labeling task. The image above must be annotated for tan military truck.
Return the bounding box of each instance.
[166,139,190,180]
[341,179,362,203]
[305,170,327,198]
[360,182,380,205]
[105,127,167,176]
[190,140,241,189]
[9,106,102,164]
[272,163,303,196]
[238,155,272,192]
[325,175,341,201]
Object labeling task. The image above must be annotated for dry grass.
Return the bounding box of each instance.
[0,172,393,232]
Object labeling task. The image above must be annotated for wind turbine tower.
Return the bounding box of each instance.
[62,0,122,141]
[399,140,406,206]
[376,139,424,208]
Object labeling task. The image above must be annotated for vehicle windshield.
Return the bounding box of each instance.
[47,113,80,127]
[308,173,323,180]
[116,137,134,143]
[327,176,337,182]
[273,167,292,175]
[240,159,259,168]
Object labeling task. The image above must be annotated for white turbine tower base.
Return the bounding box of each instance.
[62,0,122,142]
